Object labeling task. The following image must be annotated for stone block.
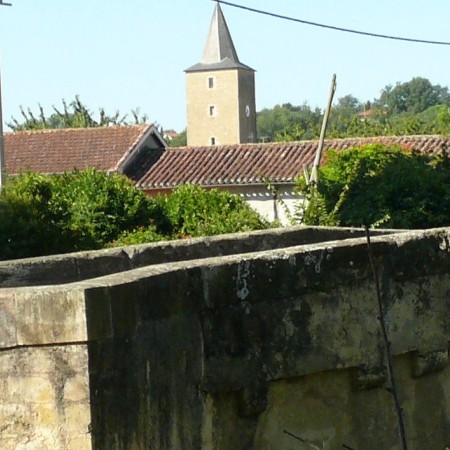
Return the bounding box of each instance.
[67,435,92,450]
[64,403,91,436]
[35,403,60,428]
[0,291,17,348]
[412,348,449,378]
[5,375,56,404]
[237,384,268,417]
[64,373,89,403]
[352,364,388,390]
[0,403,33,439]
[15,288,88,346]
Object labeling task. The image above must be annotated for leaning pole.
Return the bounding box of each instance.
[0,1,11,189]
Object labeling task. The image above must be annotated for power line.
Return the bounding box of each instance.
[214,0,450,46]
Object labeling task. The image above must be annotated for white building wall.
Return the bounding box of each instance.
[223,184,304,226]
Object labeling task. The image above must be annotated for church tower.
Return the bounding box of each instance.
[185,3,257,146]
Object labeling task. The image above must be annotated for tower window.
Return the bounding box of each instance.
[209,105,215,116]
[211,137,216,145]
[208,77,214,88]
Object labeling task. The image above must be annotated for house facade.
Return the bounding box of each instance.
[4,124,166,181]
[136,135,450,225]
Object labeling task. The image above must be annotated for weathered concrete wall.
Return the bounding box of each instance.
[0,225,396,287]
[2,227,450,449]
[0,287,92,449]
[0,346,91,450]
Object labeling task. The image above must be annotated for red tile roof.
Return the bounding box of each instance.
[4,125,153,175]
[137,135,450,189]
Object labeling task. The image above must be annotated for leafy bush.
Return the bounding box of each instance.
[154,184,269,237]
[0,170,160,259]
[297,144,450,229]
[56,169,159,249]
[0,173,270,260]
[108,225,165,247]
[0,173,72,258]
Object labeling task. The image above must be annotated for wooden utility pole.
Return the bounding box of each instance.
[0,1,12,189]
[309,73,337,185]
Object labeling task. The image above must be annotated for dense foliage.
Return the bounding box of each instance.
[7,96,149,131]
[0,170,157,259]
[0,171,269,260]
[374,77,450,115]
[257,78,450,142]
[167,129,187,147]
[113,184,269,245]
[297,144,450,229]
[155,184,268,237]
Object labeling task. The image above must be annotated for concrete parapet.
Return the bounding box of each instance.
[0,225,397,287]
[1,226,450,449]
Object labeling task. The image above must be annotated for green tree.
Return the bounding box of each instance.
[111,184,271,246]
[333,94,362,116]
[168,129,187,147]
[0,170,160,259]
[257,103,321,142]
[0,175,65,259]
[297,144,450,229]
[58,169,162,249]
[7,96,149,131]
[153,184,269,238]
[0,172,270,260]
[374,77,450,115]
[258,78,450,142]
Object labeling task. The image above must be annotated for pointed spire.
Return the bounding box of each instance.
[201,2,240,65]
[186,2,253,72]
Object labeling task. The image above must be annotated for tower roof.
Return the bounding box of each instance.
[186,3,254,72]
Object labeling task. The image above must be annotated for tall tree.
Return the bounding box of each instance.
[333,94,362,116]
[375,77,450,115]
[7,96,149,131]
[257,103,321,142]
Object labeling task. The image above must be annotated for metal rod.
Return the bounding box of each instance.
[365,227,409,450]
[0,1,11,188]
[0,73,4,188]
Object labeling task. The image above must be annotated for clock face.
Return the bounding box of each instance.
[245,105,250,117]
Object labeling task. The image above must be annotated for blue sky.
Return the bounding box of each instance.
[0,0,449,132]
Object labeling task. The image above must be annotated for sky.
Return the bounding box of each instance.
[0,0,449,132]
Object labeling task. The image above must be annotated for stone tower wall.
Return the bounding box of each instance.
[187,69,239,146]
[237,69,257,143]
[186,67,256,146]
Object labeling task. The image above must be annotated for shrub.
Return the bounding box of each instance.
[155,184,270,237]
[57,169,159,249]
[297,144,450,229]
[0,174,270,260]
[108,225,165,247]
[0,170,159,259]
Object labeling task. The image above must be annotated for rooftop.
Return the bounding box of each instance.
[4,125,153,175]
[137,135,450,189]
[185,3,253,73]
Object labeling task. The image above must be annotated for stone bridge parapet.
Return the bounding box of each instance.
[1,226,450,449]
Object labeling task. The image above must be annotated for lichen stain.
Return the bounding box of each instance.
[236,260,251,300]
[439,235,450,252]
[304,247,333,274]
